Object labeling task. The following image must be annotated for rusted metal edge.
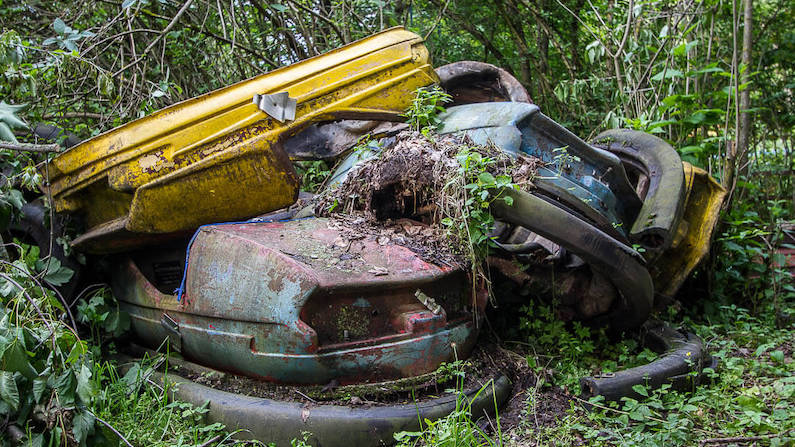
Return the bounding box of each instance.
[143,368,511,446]
[579,320,714,401]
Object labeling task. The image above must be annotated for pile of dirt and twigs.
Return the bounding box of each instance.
[314,130,542,265]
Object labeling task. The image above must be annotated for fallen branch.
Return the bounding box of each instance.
[197,435,221,447]
[0,141,61,153]
[0,273,54,334]
[699,428,795,446]
[43,112,109,120]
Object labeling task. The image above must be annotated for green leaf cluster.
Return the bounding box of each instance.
[402,86,452,131]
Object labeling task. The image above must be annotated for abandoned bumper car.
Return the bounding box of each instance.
[33,28,725,445]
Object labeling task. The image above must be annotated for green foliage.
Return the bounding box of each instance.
[519,301,602,389]
[513,301,795,446]
[710,191,793,314]
[294,161,331,193]
[77,288,131,344]
[441,147,517,263]
[402,86,452,131]
[0,101,26,142]
[43,18,96,52]
[91,356,268,447]
[394,359,502,447]
[0,188,24,231]
[0,248,102,445]
[289,432,314,447]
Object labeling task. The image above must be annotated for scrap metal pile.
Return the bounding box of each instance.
[33,27,727,445]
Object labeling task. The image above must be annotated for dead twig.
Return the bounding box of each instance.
[197,435,222,447]
[424,0,451,40]
[113,0,195,76]
[699,428,795,446]
[0,260,77,332]
[43,112,109,121]
[0,142,61,153]
[0,273,53,333]
[293,389,316,403]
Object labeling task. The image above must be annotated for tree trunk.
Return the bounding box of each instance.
[722,0,751,194]
[736,0,753,179]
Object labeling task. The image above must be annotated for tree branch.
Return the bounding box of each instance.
[0,141,62,153]
[113,0,195,76]
[43,112,109,120]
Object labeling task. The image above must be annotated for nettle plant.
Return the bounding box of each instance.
[442,148,517,261]
[402,85,452,131]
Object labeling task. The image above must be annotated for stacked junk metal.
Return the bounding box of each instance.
[28,28,725,445]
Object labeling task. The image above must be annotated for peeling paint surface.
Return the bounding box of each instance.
[48,28,438,253]
[113,218,479,384]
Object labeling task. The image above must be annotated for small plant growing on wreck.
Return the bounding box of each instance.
[442,148,517,256]
[293,160,331,193]
[439,146,519,305]
[402,86,452,131]
[551,145,581,174]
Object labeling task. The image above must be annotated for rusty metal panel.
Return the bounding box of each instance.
[112,218,478,384]
[51,28,438,253]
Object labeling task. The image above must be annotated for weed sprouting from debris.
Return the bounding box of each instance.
[316,129,541,309]
[401,86,452,131]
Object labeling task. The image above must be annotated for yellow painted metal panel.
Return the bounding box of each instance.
[651,162,727,298]
[49,27,438,252]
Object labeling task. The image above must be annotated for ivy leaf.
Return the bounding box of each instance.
[50,370,76,407]
[0,101,27,142]
[269,3,287,12]
[673,40,699,57]
[0,371,19,411]
[651,69,684,81]
[121,0,138,8]
[3,336,37,379]
[43,263,74,287]
[104,310,131,337]
[66,339,88,364]
[0,123,16,142]
[631,384,649,397]
[477,172,495,185]
[29,434,44,447]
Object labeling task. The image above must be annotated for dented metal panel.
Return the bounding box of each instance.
[51,27,438,253]
[112,218,478,384]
